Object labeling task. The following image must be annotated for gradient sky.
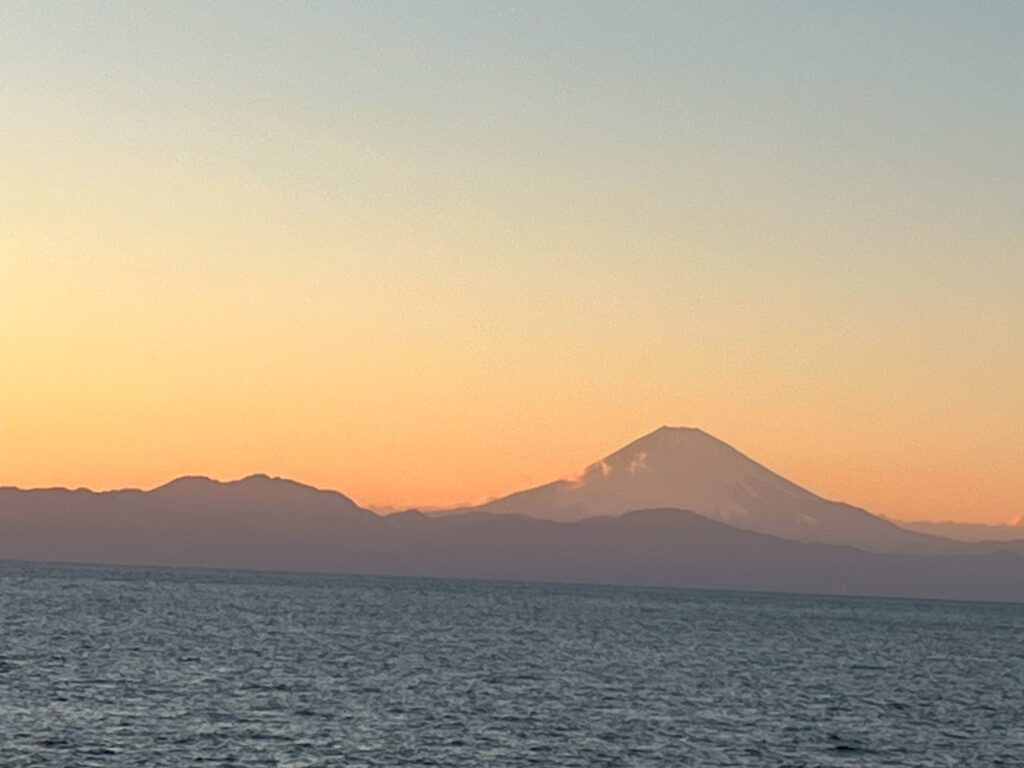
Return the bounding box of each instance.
[2,2,1022,523]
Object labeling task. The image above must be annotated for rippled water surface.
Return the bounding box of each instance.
[2,561,1022,766]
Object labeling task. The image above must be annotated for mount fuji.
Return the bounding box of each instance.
[462,426,951,554]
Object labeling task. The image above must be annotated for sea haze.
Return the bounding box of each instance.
[1,562,1021,767]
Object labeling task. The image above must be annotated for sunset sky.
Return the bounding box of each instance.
[2,2,1022,524]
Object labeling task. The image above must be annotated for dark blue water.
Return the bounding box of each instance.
[2,562,1022,766]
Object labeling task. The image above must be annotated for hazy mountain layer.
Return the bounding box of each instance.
[900,519,1024,543]
[2,478,1023,603]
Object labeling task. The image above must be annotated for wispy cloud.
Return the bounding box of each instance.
[628,452,649,476]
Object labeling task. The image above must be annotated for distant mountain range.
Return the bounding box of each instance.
[448,426,963,554]
[2,427,1022,602]
[899,519,1024,542]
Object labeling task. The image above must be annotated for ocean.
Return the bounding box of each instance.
[2,561,1022,766]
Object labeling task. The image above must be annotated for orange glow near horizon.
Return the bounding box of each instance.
[3,346,1023,524]
[2,161,1023,523]
[2,4,1022,526]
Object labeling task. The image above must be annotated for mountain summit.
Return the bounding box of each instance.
[149,473,368,516]
[474,426,943,553]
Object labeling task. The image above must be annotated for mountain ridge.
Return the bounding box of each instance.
[899,519,1024,543]
[450,426,955,554]
[3,491,1023,603]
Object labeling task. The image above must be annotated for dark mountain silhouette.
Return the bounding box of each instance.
[2,474,1024,603]
[0,476,376,571]
[458,426,957,554]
